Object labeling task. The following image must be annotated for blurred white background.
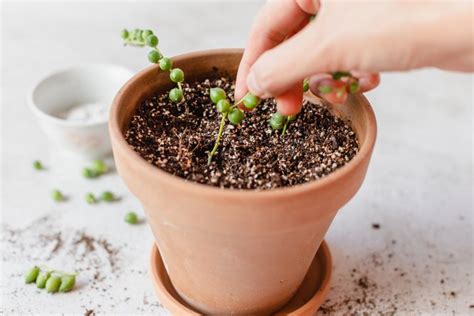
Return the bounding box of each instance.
[1,1,472,315]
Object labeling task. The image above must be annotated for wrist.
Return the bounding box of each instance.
[407,2,473,71]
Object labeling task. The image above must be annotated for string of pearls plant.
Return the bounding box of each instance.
[120,28,287,164]
[207,89,261,164]
[120,28,359,165]
[121,28,185,102]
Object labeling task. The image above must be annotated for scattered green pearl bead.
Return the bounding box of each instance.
[85,193,97,204]
[33,160,44,170]
[209,88,227,104]
[36,271,50,289]
[121,29,129,40]
[25,266,40,284]
[124,212,139,225]
[92,159,108,174]
[169,88,183,102]
[242,93,260,110]
[83,167,99,179]
[51,190,64,202]
[159,57,172,71]
[228,108,244,125]
[46,275,61,293]
[145,34,158,47]
[101,191,115,202]
[59,275,76,293]
[216,99,231,113]
[170,68,184,83]
[148,50,160,64]
[142,29,153,41]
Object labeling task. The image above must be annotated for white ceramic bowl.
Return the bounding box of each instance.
[28,64,134,159]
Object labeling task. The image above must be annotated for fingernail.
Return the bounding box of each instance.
[247,72,271,99]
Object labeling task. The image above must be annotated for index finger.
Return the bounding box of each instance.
[235,0,319,100]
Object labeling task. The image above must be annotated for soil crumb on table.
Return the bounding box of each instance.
[372,223,381,230]
[84,309,96,316]
[125,77,359,189]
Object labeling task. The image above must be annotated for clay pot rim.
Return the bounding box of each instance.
[109,48,377,198]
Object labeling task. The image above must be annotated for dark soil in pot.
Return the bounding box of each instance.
[125,76,359,190]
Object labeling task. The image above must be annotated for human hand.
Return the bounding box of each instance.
[235,0,473,115]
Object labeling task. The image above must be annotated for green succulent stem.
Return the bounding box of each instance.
[281,120,290,136]
[208,113,229,165]
[207,91,258,164]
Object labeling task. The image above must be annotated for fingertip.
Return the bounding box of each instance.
[309,77,348,104]
[322,92,348,104]
[234,85,247,102]
[276,85,304,116]
[247,70,272,99]
[296,0,320,14]
[359,73,380,92]
[308,73,332,88]
[234,63,250,101]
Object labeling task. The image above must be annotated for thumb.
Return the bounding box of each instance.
[246,22,329,98]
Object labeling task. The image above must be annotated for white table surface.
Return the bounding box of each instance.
[1,1,473,315]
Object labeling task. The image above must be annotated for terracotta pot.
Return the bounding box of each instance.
[109,49,377,315]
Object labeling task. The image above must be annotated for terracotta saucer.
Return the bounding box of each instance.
[149,241,332,315]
